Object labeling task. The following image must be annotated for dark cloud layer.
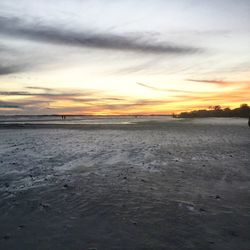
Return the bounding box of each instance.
[0,16,201,55]
[0,42,29,75]
[0,101,20,109]
[0,64,27,75]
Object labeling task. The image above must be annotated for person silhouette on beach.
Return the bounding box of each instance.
[248,116,250,127]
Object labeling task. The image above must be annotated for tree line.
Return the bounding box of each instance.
[176,104,250,118]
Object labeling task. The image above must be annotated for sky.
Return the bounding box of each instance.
[0,0,250,115]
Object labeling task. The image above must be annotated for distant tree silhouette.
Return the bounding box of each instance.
[178,104,250,118]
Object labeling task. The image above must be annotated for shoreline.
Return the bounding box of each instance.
[0,117,248,130]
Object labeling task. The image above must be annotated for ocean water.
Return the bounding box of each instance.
[0,115,173,125]
[0,115,248,127]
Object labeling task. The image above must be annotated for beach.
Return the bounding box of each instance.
[0,117,250,250]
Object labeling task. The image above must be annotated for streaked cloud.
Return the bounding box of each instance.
[136,82,210,94]
[0,91,80,97]
[0,100,21,109]
[26,86,53,91]
[0,16,201,55]
[187,79,250,87]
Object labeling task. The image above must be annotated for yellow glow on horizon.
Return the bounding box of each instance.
[1,70,249,115]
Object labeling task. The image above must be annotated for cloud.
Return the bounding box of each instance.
[0,42,29,75]
[100,99,168,110]
[1,87,249,115]
[0,101,21,109]
[56,99,172,115]
[0,64,28,75]
[0,90,82,97]
[0,87,125,104]
[0,84,173,114]
[136,82,205,94]
[0,16,201,55]
[187,79,250,86]
[26,86,54,91]
[116,61,157,75]
[0,87,128,111]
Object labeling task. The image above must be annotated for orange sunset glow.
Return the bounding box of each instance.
[0,0,249,115]
[1,1,250,250]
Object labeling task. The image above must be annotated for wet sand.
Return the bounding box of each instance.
[0,118,250,249]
